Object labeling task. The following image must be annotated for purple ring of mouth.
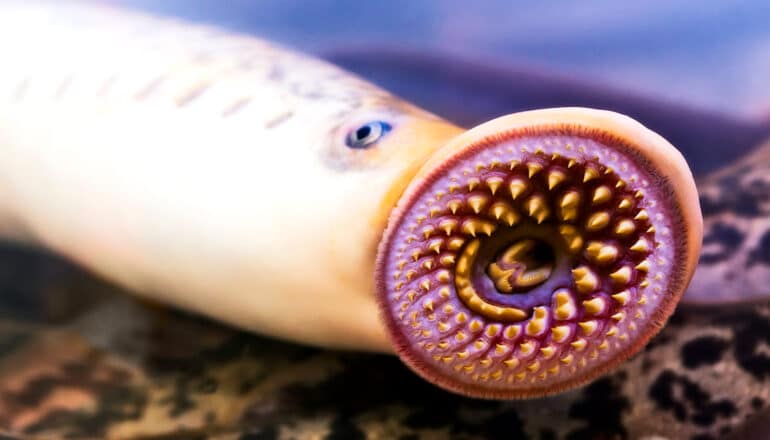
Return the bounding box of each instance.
[375,125,687,399]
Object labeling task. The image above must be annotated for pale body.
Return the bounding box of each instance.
[0,1,461,351]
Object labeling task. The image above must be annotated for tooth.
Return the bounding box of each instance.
[489,202,520,226]
[455,312,468,324]
[616,180,626,189]
[423,300,434,311]
[503,358,519,368]
[559,190,581,222]
[586,241,618,264]
[567,159,577,168]
[606,326,618,336]
[461,220,477,237]
[429,206,441,217]
[436,270,450,283]
[468,194,488,214]
[420,279,431,291]
[527,361,540,372]
[428,239,442,254]
[635,190,644,199]
[421,260,434,270]
[611,312,625,321]
[421,225,435,239]
[551,325,570,343]
[447,200,462,214]
[630,238,650,253]
[572,266,598,293]
[559,225,584,254]
[586,212,610,231]
[582,297,605,316]
[447,238,464,250]
[479,357,491,366]
[611,290,631,305]
[570,338,587,351]
[519,341,536,356]
[486,176,503,195]
[526,195,550,223]
[440,254,455,266]
[578,320,598,335]
[540,345,556,358]
[614,219,636,236]
[635,259,651,272]
[583,167,600,182]
[468,177,480,191]
[526,307,548,336]
[504,325,521,340]
[634,209,649,221]
[485,324,500,337]
[509,178,528,200]
[560,354,574,365]
[548,169,566,190]
[527,161,543,178]
[610,266,632,285]
[554,288,577,320]
[509,160,520,170]
[469,320,483,332]
[618,198,633,210]
[598,341,609,350]
[514,372,527,381]
[592,186,612,205]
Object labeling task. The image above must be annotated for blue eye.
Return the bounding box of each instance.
[346,121,392,149]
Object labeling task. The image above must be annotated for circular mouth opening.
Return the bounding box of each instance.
[375,124,679,398]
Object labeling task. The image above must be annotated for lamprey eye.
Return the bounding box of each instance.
[375,109,701,399]
[346,121,392,149]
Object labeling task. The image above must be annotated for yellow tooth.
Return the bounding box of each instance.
[468,194,488,214]
[436,270,450,283]
[509,178,528,200]
[438,341,450,349]
[548,169,567,190]
[586,241,618,265]
[440,254,456,266]
[582,298,605,316]
[448,200,462,214]
[461,220,477,237]
[475,162,486,172]
[560,354,574,365]
[503,358,519,369]
[578,320,598,335]
[570,338,587,351]
[567,159,577,168]
[592,186,612,205]
[475,341,487,352]
[421,225,435,239]
[489,202,520,226]
[611,312,625,321]
[618,198,633,210]
[583,167,600,182]
[447,238,464,250]
[559,225,584,254]
[572,266,598,293]
[635,259,650,272]
[559,190,581,222]
[634,209,649,221]
[495,343,507,355]
[455,312,468,324]
[527,361,541,372]
[611,290,631,305]
[586,212,610,231]
[421,260,434,270]
[635,190,644,199]
[407,290,417,301]
[554,289,577,320]
[423,300,434,312]
[420,279,431,291]
[439,219,458,235]
[614,219,636,236]
[616,180,626,189]
[486,324,501,338]
[428,239,442,254]
[411,250,421,261]
[468,177,480,191]
[519,341,536,356]
[526,195,550,223]
[486,176,504,195]
[509,160,520,170]
[606,326,618,337]
[540,345,556,358]
[527,161,544,178]
[526,307,548,336]
[479,357,492,367]
[610,266,632,285]
[438,322,450,332]
[598,341,609,350]
[630,238,650,253]
[551,325,570,343]
[406,271,417,281]
[469,320,483,332]
[429,206,441,217]
[647,226,656,234]
[455,331,467,342]
[504,325,521,340]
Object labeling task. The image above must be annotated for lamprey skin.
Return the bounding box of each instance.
[376,108,702,398]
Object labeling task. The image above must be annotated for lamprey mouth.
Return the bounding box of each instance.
[375,109,701,399]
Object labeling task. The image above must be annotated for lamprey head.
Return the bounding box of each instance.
[375,108,702,399]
